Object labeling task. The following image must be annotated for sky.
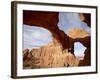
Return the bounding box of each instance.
[74,42,86,58]
[23,12,90,57]
[58,12,91,34]
[23,24,52,50]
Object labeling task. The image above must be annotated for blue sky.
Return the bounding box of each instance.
[74,42,86,57]
[23,25,52,50]
[58,12,91,34]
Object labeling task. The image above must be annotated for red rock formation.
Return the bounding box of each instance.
[23,10,91,68]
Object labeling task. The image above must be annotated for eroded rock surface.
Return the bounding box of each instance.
[23,38,80,69]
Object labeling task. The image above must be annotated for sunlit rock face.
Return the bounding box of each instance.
[67,28,90,39]
[38,38,79,68]
[23,37,79,69]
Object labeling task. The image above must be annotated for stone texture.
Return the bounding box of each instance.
[23,38,80,69]
[67,28,90,39]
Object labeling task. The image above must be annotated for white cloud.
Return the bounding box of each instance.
[23,25,52,50]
